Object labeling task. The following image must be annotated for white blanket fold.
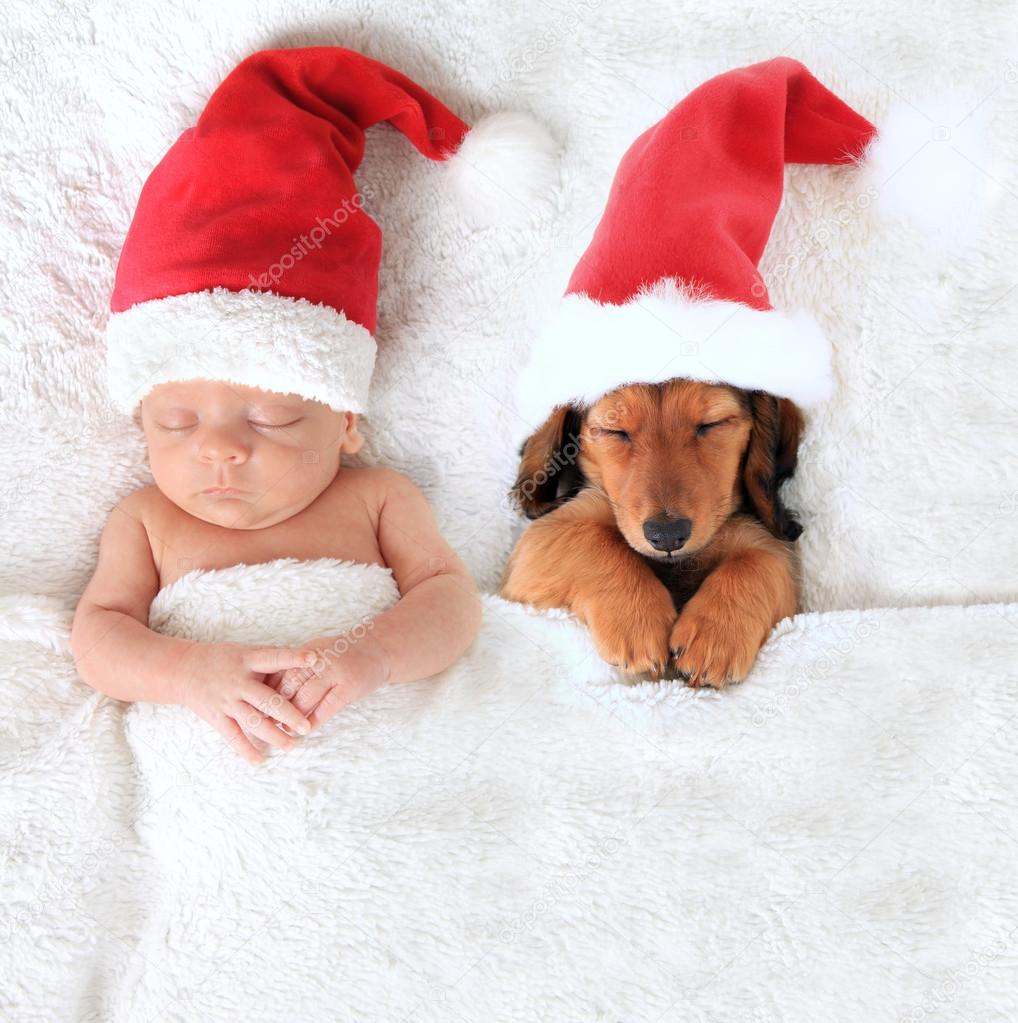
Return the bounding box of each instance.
[3,558,1012,1021]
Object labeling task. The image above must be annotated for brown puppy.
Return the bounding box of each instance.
[499,379,805,688]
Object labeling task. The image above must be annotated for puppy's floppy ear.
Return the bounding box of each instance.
[741,392,806,541]
[511,404,586,519]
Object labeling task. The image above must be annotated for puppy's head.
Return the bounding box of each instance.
[512,380,804,557]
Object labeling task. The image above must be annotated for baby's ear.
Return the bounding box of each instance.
[340,412,364,455]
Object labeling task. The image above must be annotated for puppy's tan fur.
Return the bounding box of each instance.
[499,380,805,687]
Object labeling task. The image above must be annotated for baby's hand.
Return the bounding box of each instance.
[264,634,389,732]
[174,642,315,765]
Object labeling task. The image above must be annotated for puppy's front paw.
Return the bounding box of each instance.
[669,601,763,689]
[583,586,676,679]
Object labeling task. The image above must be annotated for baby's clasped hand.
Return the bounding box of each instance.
[266,631,391,733]
[172,641,316,765]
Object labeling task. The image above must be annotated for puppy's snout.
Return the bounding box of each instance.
[642,514,692,552]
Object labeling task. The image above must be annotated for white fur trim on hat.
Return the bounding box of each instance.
[446,111,560,228]
[513,278,833,441]
[105,287,376,415]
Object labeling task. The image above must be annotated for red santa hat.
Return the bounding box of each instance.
[514,56,984,434]
[106,46,559,416]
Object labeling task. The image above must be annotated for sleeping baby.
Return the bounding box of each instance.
[64,45,554,765]
[72,379,482,766]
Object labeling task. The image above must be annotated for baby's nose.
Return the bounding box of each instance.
[197,428,249,462]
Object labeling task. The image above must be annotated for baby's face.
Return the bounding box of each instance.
[139,379,363,529]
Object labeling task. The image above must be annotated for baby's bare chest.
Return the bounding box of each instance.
[147,481,384,590]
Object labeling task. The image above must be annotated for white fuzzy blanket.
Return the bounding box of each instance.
[2,558,1017,1021]
[2,0,1017,1018]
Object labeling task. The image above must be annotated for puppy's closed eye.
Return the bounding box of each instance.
[591,426,631,442]
[695,419,727,437]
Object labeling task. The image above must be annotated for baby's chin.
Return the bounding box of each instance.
[183,492,285,530]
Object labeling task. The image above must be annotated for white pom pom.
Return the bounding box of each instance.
[857,96,993,251]
[446,111,560,227]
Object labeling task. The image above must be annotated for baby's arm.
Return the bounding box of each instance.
[71,489,195,704]
[366,467,483,683]
[71,491,313,763]
[288,469,482,728]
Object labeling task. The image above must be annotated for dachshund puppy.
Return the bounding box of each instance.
[499,380,805,688]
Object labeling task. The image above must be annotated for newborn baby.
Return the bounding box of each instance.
[71,379,482,765]
[66,45,533,765]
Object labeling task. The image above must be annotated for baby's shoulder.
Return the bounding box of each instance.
[330,466,429,527]
[113,483,156,520]
[335,464,420,502]
[118,483,169,520]
[114,484,178,549]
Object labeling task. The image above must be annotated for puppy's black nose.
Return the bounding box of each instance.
[643,515,692,552]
